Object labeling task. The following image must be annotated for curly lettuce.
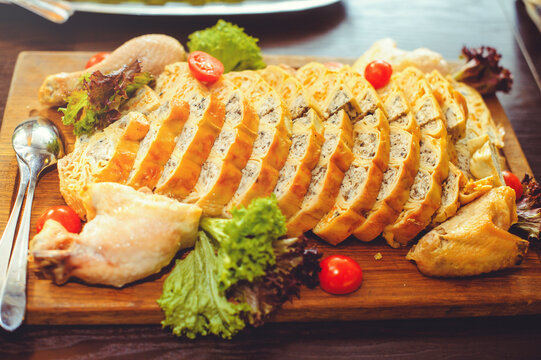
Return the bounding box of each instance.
[511,174,541,242]
[187,19,266,73]
[158,196,320,339]
[158,232,249,339]
[59,60,153,136]
[453,46,513,95]
[201,196,286,291]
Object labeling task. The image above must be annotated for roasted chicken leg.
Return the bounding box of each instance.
[30,182,201,287]
[39,34,186,107]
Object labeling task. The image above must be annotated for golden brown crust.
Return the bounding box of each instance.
[230,160,281,210]
[407,187,528,277]
[286,161,348,237]
[93,112,150,183]
[313,79,391,245]
[381,67,449,247]
[276,163,314,219]
[338,65,382,117]
[125,99,190,190]
[154,93,225,199]
[425,70,467,141]
[383,167,444,247]
[313,207,365,245]
[431,163,464,225]
[353,80,421,243]
[395,67,446,139]
[223,70,293,212]
[275,111,325,219]
[296,62,362,120]
[184,81,259,216]
[58,112,151,219]
[260,65,316,119]
[190,158,243,216]
[288,109,355,238]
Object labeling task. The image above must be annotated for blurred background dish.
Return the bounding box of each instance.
[24,0,342,16]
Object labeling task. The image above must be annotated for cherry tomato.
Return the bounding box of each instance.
[319,255,363,295]
[36,206,82,234]
[503,170,523,199]
[188,51,224,84]
[364,60,393,89]
[85,52,110,69]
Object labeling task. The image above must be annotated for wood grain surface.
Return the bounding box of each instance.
[1,0,541,358]
[1,51,539,326]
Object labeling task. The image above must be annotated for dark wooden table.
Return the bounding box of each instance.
[1,0,541,358]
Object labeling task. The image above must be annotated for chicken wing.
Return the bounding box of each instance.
[407,186,529,277]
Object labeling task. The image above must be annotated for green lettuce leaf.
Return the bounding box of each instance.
[201,196,286,291]
[158,231,249,339]
[187,19,266,73]
[159,196,320,339]
[59,60,153,136]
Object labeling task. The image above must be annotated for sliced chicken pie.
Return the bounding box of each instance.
[153,63,226,199]
[183,78,259,216]
[352,79,421,242]
[58,111,150,219]
[224,70,293,211]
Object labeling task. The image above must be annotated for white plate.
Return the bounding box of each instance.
[65,0,341,16]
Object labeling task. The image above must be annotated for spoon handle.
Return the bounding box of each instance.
[0,159,30,282]
[0,174,37,331]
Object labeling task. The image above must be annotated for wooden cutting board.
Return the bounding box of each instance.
[0,52,540,325]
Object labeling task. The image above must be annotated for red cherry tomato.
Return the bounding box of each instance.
[503,171,523,199]
[85,52,110,69]
[364,60,393,89]
[319,255,363,295]
[188,51,224,84]
[36,206,82,234]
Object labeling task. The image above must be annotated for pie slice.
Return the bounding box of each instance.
[184,78,259,216]
[286,110,354,237]
[125,98,190,190]
[382,67,450,247]
[313,109,391,244]
[273,109,325,219]
[58,111,150,219]
[224,70,293,211]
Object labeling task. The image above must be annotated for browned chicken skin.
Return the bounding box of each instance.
[407,186,529,277]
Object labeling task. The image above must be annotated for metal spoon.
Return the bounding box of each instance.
[0,117,64,331]
[9,0,74,24]
[0,157,29,290]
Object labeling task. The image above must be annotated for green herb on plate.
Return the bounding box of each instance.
[187,19,266,73]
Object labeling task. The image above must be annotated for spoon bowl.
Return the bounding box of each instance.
[12,116,64,174]
[0,116,64,331]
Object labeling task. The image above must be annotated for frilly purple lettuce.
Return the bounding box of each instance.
[453,46,513,95]
[511,174,541,242]
[59,60,153,136]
